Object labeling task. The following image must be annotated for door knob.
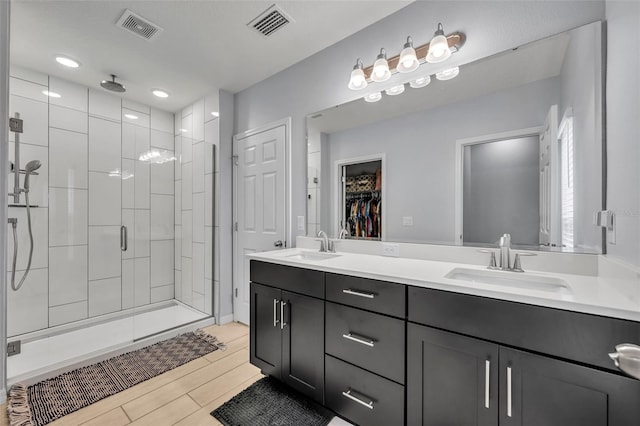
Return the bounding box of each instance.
[274,240,283,248]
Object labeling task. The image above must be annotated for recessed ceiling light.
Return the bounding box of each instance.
[42,90,61,98]
[211,112,219,117]
[124,114,138,120]
[55,56,80,68]
[152,89,169,98]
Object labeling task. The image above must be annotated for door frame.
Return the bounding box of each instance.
[454,126,542,244]
[333,153,386,240]
[232,117,291,323]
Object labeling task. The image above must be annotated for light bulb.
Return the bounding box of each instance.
[426,23,452,64]
[397,37,419,73]
[348,59,368,90]
[370,49,391,82]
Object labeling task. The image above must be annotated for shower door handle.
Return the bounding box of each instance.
[120,225,128,251]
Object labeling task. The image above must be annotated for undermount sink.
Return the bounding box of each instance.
[445,267,571,295]
[285,251,341,261]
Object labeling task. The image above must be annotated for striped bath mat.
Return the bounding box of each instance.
[7,329,224,426]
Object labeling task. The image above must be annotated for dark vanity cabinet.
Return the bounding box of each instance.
[249,261,325,403]
[408,287,640,426]
[250,260,640,426]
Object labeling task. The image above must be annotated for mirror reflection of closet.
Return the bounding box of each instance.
[341,160,382,240]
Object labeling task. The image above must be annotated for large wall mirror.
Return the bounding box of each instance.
[306,21,604,254]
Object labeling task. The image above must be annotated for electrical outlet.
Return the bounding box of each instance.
[297,216,305,231]
[402,216,413,226]
[381,243,400,257]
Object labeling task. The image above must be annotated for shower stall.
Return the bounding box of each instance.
[5,67,218,385]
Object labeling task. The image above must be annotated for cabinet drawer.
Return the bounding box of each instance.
[408,286,640,372]
[326,273,405,318]
[326,302,405,384]
[325,355,404,426]
[250,260,324,298]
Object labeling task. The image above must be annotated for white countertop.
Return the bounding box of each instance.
[247,248,640,322]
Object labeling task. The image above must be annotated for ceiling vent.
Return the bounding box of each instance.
[116,9,164,42]
[248,4,293,38]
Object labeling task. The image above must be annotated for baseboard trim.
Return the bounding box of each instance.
[0,387,6,404]
[219,314,235,324]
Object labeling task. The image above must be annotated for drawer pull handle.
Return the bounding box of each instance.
[342,389,374,410]
[507,366,512,418]
[342,289,375,299]
[280,301,287,330]
[485,360,490,409]
[342,333,375,347]
[273,299,279,327]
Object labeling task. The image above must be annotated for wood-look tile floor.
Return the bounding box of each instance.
[1,322,261,426]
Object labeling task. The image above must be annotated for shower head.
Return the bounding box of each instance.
[100,74,126,93]
[23,160,41,192]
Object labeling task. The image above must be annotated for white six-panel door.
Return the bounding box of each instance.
[233,124,286,324]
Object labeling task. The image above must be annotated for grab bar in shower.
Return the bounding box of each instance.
[120,225,128,251]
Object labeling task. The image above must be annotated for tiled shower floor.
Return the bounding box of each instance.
[7,302,209,383]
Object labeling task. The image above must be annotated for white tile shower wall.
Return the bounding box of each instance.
[174,94,217,315]
[6,69,176,336]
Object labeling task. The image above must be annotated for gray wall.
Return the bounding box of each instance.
[605,0,640,267]
[234,1,605,247]
[464,137,540,246]
[326,77,559,243]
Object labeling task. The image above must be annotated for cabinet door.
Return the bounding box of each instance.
[500,348,640,426]
[407,323,498,426]
[281,290,325,403]
[250,282,282,379]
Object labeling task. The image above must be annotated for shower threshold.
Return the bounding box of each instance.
[7,300,213,386]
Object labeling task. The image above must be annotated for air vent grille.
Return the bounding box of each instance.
[116,9,163,42]
[248,4,292,37]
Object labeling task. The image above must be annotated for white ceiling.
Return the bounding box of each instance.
[10,0,412,112]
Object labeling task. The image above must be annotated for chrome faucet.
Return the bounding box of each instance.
[338,228,348,239]
[318,230,329,252]
[498,233,511,270]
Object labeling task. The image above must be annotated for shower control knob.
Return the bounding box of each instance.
[274,240,284,248]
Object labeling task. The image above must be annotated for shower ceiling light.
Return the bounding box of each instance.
[363,92,382,103]
[55,56,80,68]
[436,66,460,81]
[409,75,431,88]
[425,23,452,63]
[396,37,419,73]
[152,89,169,98]
[42,90,61,98]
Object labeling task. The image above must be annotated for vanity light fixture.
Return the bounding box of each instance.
[385,84,405,96]
[55,56,80,68]
[425,23,452,63]
[348,58,368,90]
[397,37,419,73]
[409,75,431,88]
[435,66,460,81]
[42,90,61,98]
[152,89,169,98]
[370,49,391,83]
[363,92,382,103]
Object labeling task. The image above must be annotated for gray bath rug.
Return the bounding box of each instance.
[7,329,225,426]
[211,376,332,426]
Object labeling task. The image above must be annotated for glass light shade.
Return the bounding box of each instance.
[363,92,382,103]
[348,67,368,90]
[385,85,405,96]
[409,75,431,88]
[397,47,419,73]
[435,66,460,81]
[371,57,391,82]
[426,34,452,63]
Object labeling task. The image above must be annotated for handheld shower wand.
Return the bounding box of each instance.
[10,159,41,291]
